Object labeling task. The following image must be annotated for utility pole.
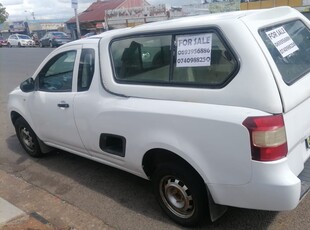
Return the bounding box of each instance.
[72,0,81,39]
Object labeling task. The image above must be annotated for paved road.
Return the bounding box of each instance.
[0,47,309,230]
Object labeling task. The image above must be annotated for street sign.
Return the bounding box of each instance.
[72,0,78,9]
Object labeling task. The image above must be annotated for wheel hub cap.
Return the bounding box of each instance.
[20,127,35,151]
[160,177,194,218]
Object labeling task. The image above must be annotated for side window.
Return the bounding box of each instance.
[78,49,95,91]
[110,31,238,87]
[37,50,76,92]
[111,35,171,82]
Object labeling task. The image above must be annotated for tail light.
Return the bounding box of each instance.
[243,114,287,161]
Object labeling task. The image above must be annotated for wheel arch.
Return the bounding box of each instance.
[10,111,23,125]
[11,111,52,154]
[142,148,203,182]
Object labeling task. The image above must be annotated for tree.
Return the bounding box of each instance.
[0,3,9,24]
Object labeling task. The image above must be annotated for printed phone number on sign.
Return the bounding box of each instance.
[177,48,210,55]
[177,56,210,64]
[176,33,212,67]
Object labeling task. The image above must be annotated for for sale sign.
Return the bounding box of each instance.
[266,26,299,58]
[176,34,212,67]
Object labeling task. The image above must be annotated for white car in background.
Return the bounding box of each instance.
[7,34,35,47]
[7,6,310,227]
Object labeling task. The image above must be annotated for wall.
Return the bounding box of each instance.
[240,0,303,10]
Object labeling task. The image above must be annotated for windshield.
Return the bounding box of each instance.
[259,20,310,85]
[18,35,31,39]
[51,32,68,38]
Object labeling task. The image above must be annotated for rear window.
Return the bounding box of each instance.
[260,20,310,85]
[110,30,238,88]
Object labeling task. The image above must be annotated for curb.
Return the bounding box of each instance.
[1,213,55,230]
[0,170,113,230]
[0,197,25,227]
[0,197,70,230]
[0,197,55,229]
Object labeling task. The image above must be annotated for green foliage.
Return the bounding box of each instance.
[0,3,9,24]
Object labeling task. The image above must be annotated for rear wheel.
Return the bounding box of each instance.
[18,42,21,47]
[14,117,43,157]
[152,162,209,227]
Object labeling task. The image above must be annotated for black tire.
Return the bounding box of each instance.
[7,42,11,48]
[39,42,43,48]
[18,42,21,47]
[14,117,43,157]
[152,162,209,227]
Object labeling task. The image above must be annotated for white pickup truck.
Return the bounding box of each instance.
[8,6,310,226]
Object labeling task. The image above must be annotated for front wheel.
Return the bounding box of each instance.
[152,162,209,227]
[14,117,43,157]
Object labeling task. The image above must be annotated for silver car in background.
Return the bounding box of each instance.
[39,32,71,48]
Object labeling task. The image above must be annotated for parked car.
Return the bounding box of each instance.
[39,31,71,48]
[0,36,8,47]
[81,32,96,39]
[7,7,310,227]
[7,34,35,47]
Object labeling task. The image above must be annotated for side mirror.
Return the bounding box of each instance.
[20,77,35,93]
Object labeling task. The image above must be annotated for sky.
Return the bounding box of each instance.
[1,0,202,21]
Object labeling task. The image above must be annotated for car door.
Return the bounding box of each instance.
[43,34,49,46]
[28,45,87,153]
[42,34,48,46]
[10,35,17,46]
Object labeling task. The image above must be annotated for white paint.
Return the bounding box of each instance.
[0,198,24,225]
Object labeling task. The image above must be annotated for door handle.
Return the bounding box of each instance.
[57,103,69,108]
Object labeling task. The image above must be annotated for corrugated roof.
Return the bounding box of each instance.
[67,0,126,23]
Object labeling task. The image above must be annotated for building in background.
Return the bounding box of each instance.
[66,0,150,39]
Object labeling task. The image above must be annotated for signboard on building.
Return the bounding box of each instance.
[9,21,29,34]
[40,23,65,30]
[106,4,167,20]
[209,0,240,13]
[106,4,167,28]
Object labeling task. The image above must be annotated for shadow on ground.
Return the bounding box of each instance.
[5,134,278,229]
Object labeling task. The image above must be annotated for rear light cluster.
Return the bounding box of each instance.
[243,114,287,161]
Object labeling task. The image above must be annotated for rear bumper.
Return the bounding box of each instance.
[208,157,310,211]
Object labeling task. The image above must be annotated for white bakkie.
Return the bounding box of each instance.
[8,6,310,227]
